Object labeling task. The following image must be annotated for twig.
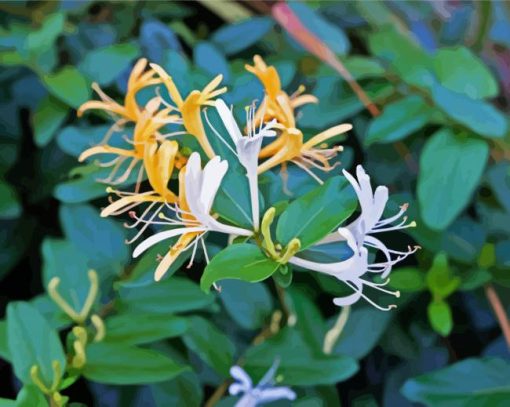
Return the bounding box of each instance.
[323,305,350,354]
[271,2,419,173]
[485,284,510,349]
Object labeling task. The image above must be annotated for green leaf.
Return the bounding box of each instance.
[0,398,15,407]
[200,244,280,292]
[427,300,453,336]
[276,176,356,249]
[288,2,350,55]
[460,268,492,291]
[182,316,235,377]
[431,84,507,138]
[211,17,273,55]
[7,302,66,386]
[151,371,203,407]
[56,125,112,157]
[365,95,433,145]
[78,43,140,86]
[43,67,91,109]
[119,277,215,314]
[59,204,129,270]
[194,41,231,83]
[53,165,110,204]
[387,267,426,292]
[332,307,392,359]
[219,280,273,330]
[33,96,68,147]
[0,179,21,220]
[426,253,460,300]
[433,47,498,99]
[25,13,65,57]
[244,328,358,386]
[15,385,48,407]
[288,289,326,350]
[0,320,9,361]
[103,313,188,345]
[417,129,489,230]
[402,357,510,406]
[84,342,187,385]
[343,56,385,80]
[41,238,92,312]
[369,26,434,88]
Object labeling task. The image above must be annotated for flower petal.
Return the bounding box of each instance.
[132,226,205,258]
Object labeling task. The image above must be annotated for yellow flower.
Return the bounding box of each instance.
[150,63,227,159]
[77,59,180,186]
[78,58,160,122]
[246,55,352,178]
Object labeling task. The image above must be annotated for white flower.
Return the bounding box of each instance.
[229,361,296,407]
[132,152,252,280]
[213,99,277,231]
[289,228,401,311]
[321,165,418,278]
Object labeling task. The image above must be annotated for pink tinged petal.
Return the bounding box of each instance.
[215,99,243,144]
[258,387,297,403]
[132,227,206,258]
[230,366,253,390]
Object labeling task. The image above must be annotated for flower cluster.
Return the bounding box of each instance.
[77,55,417,309]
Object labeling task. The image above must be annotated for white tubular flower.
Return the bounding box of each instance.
[321,165,419,278]
[132,152,252,281]
[214,99,277,231]
[229,360,296,407]
[289,228,401,311]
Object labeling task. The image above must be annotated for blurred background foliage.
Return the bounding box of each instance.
[0,0,510,406]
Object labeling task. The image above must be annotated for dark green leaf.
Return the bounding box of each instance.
[201,244,279,292]
[84,342,187,385]
[182,316,235,377]
[388,267,426,292]
[119,277,215,314]
[244,328,358,386]
[219,280,273,330]
[103,313,188,345]
[426,253,460,300]
[15,385,47,407]
[417,129,489,230]
[402,357,510,406]
[365,95,433,145]
[0,179,21,220]
[276,176,356,249]
[33,96,68,147]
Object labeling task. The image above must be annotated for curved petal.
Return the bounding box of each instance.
[78,145,137,162]
[258,387,297,403]
[230,366,253,390]
[333,279,363,307]
[200,156,228,215]
[100,193,161,217]
[215,99,243,144]
[302,123,352,150]
[132,226,205,258]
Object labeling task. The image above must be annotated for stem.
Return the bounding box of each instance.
[323,305,350,354]
[485,284,510,348]
[274,282,293,325]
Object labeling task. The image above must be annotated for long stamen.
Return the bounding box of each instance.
[125,204,164,244]
[375,203,409,228]
[291,159,324,185]
[203,109,238,156]
[371,219,417,233]
[344,280,397,311]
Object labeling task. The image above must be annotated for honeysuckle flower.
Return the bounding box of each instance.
[99,139,181,244]
[150,63,227,159]
[229,361,296,407]
[78,97,180,186]
[214,99,277,230]
[321,165,419,278]
[246,56,352,180]
[245,55,317,128]
[133,152,252,281]
[289,228,401,311]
